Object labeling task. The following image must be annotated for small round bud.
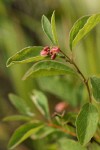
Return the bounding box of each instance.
[55,102,68,113]
[50,46,60,54]
[51,53,56,60]
[40,46,50,56]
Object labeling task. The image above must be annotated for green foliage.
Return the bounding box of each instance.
[42,11,58,45]
[76,103,99,145]
[42,15,55,44]
[90,76,100,102]
[69,13,100,50]
[6,46,44,67]
[51,11,59,45]
[3,115,32,122]
[58,139,87,150]
[9,94,34,116]
[31,90,50,120]
[8,123,43,149]
[6,11,100,150]
[22,60,75,80]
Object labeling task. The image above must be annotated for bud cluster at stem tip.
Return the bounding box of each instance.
[40,46,60,60]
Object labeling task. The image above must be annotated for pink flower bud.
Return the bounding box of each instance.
[50,46,60,54]
[40,50,49,56]
[55,102,68,113]
[43,46,50,52]
[51,53,56,60]
[40,46,50,56]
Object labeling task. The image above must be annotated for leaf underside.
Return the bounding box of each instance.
[22,60,75,80]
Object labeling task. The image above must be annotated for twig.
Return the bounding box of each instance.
[60,50,92,103]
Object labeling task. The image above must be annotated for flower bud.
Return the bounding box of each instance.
[55,102,68,113]
[51,53,56,60]
[50,46,60,55]
[40,46,50,56]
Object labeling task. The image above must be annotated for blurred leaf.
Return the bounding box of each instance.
[9,94,34,116]
[92,99,100,120]
[69,13,100,50]
[89,142,100,150]
[38,77,83,106]
[3,115,32,122]
[58,139,87,150]
[41,15,54,44]
[64,112,77,126]
[6,46,44,67]
[31,90,50,120]
[47,144,57,150]
[32,125,55,139]
[51,11,59,45]
[23,60,75,80]
[90,76,100,102]
[76,103,99,145]
[8,122,43,150]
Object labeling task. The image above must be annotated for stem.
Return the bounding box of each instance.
[47,122,76,137]
[72,61,92,103]
[60,50,92,103]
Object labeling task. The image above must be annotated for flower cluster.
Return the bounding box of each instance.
[40,46,60,60]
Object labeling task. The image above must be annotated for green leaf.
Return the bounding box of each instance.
[90,76,100,102]
[22,60,75,80]
[3,115,32,122]
[31,90,50,120]
[69,13,100,50]
[8,123,43,149]
[31,125,55,139]
[6,46,44,67]
[64,112,77,126]
[51,11,59,45]
[9,94,34,117]
[58,139,87,150]
[41,15,54,44]
[76,103,99,145]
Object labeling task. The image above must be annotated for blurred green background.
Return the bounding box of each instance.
[0,0,100,149]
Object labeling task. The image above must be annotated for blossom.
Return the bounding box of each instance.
[40,46,50,56]
[50,46,60,59]
[50,46,60,55]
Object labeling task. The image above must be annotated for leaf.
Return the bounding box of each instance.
[31,90,50,120]
[9,94,34,117]
[64,112,77,126]
[31,125,55,139]
[41,15,54,44]
[58,139,87,150]
[76,103,99,145]
[3,115,32,122]
[69,13,100,50]
[23,60,75,80]
[6,46,44,67]
[51,11,59,45]
[90,76,100,102]
[8,123,43,149]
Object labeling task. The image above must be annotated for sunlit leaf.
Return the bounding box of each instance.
[23,60,75,80]
[90,76,100,102]
[51,11,59,45]
[69,13,100,50]
[8,123,43,149]
[9,94,34,116]
[41,15,54,44]
[3,115,32,122]
[31,90,50,120]
[6,46,44,67]
[76,103,99,145]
